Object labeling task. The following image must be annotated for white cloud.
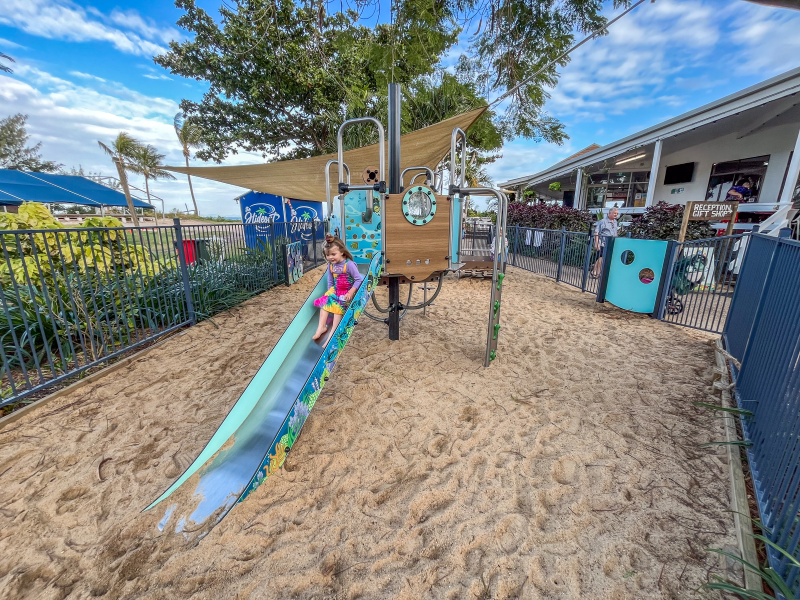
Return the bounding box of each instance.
[725,3,800,75]
[0,37,26,50]
[0,63,261,216]
[543,0,722,121]
[0,0,177,57]
[143,73,172,81]
[69,70,106,82]
[487,0,800,185]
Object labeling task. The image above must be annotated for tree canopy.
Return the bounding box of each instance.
[156,0,617,169]
[0,114,62,173]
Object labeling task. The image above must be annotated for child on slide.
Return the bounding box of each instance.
[313,235,363,341]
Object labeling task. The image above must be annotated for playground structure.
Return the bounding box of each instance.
[327,86,509,365]
[145,84,508,537]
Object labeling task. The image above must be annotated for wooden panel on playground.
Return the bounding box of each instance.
[384,192,451,281]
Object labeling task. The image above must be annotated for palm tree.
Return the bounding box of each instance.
[174,113,201,215]
[98,132,143,226]
[0,52,14,74]
[129,144,176,222]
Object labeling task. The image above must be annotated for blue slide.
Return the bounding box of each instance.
[146,254,382,541]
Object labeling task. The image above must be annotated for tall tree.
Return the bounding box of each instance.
[155,0,615,165]
[97,132,143,227]
[0,114,62,172]
[174,112,201,215]
[155,0,457,162]
[129,144,177,220]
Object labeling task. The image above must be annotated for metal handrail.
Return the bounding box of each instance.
[400,166,435,190]
[449,128,467,191]
[457,187,509,367]
[325,159,351,217]
[337,117,385,191]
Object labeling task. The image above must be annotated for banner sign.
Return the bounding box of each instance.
[283,198,322,243]
[238,191,324,250]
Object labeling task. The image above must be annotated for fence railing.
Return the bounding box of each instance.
[723,230,800,596]
[508,225,749,335]
[658,233,748,333]
[1,219,327,407]
[507,226,608,295]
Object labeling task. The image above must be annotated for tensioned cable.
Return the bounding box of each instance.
[489,0,650,108]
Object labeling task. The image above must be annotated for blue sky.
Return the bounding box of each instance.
[1,0,799,216]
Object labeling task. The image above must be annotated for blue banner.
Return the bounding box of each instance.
[238,192,324,251]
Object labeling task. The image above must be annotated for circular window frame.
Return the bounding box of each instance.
[402,185,437,226]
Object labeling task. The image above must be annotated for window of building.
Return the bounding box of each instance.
[585,170,650,209]
[705,155,770,203]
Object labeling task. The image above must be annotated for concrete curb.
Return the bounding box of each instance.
[715,338,762,591]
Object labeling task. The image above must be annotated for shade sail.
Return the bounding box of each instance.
[165,107,487,202]
[0,170,154,209]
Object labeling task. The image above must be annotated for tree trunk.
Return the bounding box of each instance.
[113,157,139,227]
[145,176,156,225]
[185,154,199,215]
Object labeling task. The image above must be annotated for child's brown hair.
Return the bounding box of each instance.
[323,234,354,261]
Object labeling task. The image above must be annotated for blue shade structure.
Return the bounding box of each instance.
[0,169,154,208]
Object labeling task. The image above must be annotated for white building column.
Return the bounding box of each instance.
[779,127,800,204]
[575,168,585,209]
[645,139,663,207]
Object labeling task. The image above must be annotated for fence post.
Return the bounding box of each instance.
[596,236,615,303]
[653,240,677,319]
[173,218,196,325]
[512,225,519,267]
[556,226,566,282]
[581,231,593,292]
[269,221,280,283]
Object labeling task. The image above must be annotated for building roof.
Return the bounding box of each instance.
[501,65,800,188]
[0,170,154,209]
[561,143,602,163]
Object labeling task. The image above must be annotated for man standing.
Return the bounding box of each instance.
[592,207,619,278]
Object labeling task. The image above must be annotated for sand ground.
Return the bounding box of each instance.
[0,266,737,599]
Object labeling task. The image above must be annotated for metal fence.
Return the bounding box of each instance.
[507,226,607,295]
[508,225,749,335]
[1,219,327,407]
[657,233,748,333]
[723,231,800,596]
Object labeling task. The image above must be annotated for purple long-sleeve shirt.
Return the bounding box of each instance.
[326,259,363,291]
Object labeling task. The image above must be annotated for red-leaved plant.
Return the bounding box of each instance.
[507,202,594,233]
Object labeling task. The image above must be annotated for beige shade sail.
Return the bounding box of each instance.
[165,107,487,202]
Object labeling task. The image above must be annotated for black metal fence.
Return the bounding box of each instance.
[1,219,326,407]
[507,225,752,335]
[723,230,800,595]
[507,226,608,295]
[657,233,748,333]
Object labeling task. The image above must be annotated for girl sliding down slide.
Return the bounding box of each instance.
[312,235,363,342]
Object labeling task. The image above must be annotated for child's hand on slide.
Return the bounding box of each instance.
[344,289,356,303]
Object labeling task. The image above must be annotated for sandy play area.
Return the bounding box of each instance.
[0,265,738,599]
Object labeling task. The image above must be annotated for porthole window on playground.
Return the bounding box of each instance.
[620,250,635,265]
[402,186,437,225]
[639,268,655,284]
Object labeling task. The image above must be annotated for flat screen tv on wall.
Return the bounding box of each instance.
[664,162,695,185]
